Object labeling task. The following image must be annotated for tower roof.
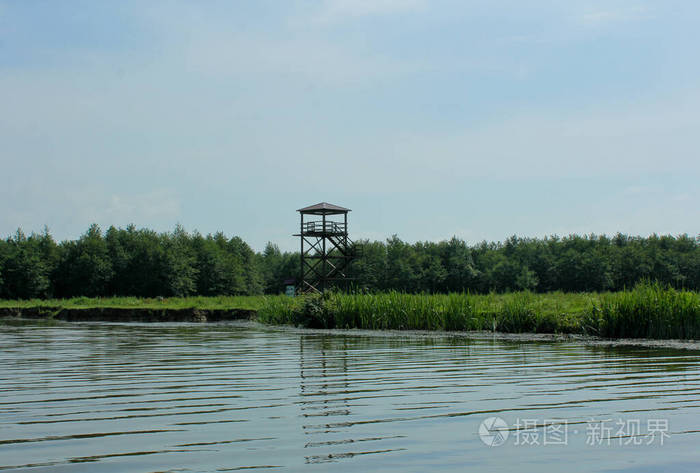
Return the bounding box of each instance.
[297,202,351,215]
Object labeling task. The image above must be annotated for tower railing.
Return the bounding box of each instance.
[301,221,347,235]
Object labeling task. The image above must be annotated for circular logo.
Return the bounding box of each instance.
[479,416,509,447]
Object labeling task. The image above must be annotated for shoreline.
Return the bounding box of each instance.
[267,325,700,351]
[0,306,256,323]
[3,307,700,351]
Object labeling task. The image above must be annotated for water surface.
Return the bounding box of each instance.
[2,321,700,472]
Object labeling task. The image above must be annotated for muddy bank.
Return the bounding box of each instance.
[0,307,256,323]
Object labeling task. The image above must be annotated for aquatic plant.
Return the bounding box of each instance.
[258,290,591,333]
[3,284,698,340]
[597,282,700,339]
[257,284,700,340]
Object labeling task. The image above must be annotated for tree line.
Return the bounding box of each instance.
[0,225,697,299]
[349,234,699,293]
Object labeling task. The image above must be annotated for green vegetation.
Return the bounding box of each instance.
[258,289,595,332]
[595,283,700,339]
[0,225,697,299]
[257,283,700,339]
[0,295,271,311]
[349,234,699,293]
[2,283,699,340]
[0,225,281,299]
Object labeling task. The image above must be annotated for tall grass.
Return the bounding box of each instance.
[258,290,594,334]
[257,284,700,339]
[4,284,698,339]
[595,282,700,339]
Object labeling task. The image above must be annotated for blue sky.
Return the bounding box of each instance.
[1,0,698,251]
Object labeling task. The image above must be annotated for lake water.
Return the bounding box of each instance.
[1,321,700,472]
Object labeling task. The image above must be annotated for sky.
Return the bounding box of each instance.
[1,0,698,251]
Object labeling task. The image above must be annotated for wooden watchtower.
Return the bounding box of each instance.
[294,202,356,293]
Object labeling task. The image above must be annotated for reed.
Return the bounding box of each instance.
[258,291,595,333]
[596,282,700,339]
[257,284,700,339]
[4,284,698,339]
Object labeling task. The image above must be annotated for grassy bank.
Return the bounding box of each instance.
[258,283,700,339]
[0,295,271,311]
[2,284,699,339]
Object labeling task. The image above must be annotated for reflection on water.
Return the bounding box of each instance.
[1,322,700,472]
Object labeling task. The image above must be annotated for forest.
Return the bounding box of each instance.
[0,224,697,299]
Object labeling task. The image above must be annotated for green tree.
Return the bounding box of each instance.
[228,236,262,295]
[441,237,479,292]
[1,229,53,299]
[386,235,422,292]
[348,239,387,292]
[165,225,198,297]
[55,224,114,297]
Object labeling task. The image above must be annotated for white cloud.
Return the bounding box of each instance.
[58,188,183,235]
[374,88,700,184]
[104,189,181,222]
[311,0,426,24]
[179,32,419,86]
[623,185,659,195]
[580,6,652,26]
[672,193,691,202]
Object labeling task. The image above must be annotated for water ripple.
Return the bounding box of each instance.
[2,323,700,472]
